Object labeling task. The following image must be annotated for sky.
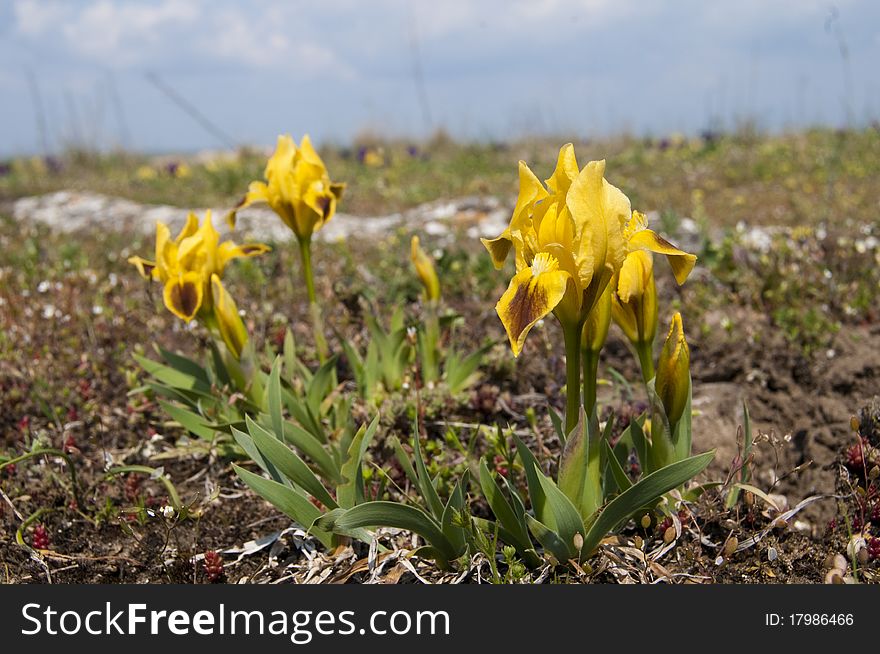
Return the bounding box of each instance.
[1,0,879,155]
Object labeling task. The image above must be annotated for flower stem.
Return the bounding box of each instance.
[298,237,317,305]
[636,341,655,383]
[582,348,599,418]
[648,413,674,472]
[297,237,328,362]
[421,300,441,384]
[223,337,263,405]
[562,322,582,436]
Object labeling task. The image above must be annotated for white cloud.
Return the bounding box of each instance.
[13,0,70,36]
[192,6,354,78]
[11,0,353,77]
[13,0,200,66]
[61,0,200,63]
[405,0,636,40]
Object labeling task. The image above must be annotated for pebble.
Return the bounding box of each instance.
[824,553,847,571]
[824,570,844,584]
[846,535,866,560]
[792,520,812,533]
[767,493,789,512]
[722,537,738,557]
[12,190,510,243]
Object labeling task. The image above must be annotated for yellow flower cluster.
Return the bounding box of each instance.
[131,134,347,366]
[128,211,269,357]
[483,144,696,357]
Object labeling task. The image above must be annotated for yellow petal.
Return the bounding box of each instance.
[612,251,658,347]
[411,235,441,301]
[177,211,219,277]
[128,256,156,280]
[611,291,638,345]
[582,283,612,353]
[228,181,270,229]
[302,183,337,230]
[297,134,327,170]
[175,212,200,244]
[600,178,632,270]
[217,240,271,273]
[622,209,649,243]
[579,261,615,322]
[155,221,170,264]
[656,312,690,425]
[242,180,270,206]
[617,250,653,303]
[481,231,514,270]
[544,143,579,195]
[211,274,248,359]
[496,252,568,356]
[330,182,346,202]
[626,229,696,285]
[541,240,582,292]
[512,160,549,229]
[567,159,630,284]
[154,222,177,281]
[163,272,204,321]
[265,134,297,180]
[536,200,574,251]
[482,161,548,270]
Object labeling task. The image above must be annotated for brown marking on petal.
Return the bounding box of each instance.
[235,195,247,209]
[506,280,545,343]
[315,195,331,219]
[134,260,155,278]
[168,279,200,319]
[652,233,676,249]
[240,244,266,255]
[481,235,512,269]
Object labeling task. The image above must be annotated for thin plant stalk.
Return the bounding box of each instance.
[105,465,183,512]
[201,310,263,405]
[636,341,655,383]
[297,237,329,362]
[562,322,582,435]
[422,299,440,384]
[582,348,599,417]
[217,337,264,406]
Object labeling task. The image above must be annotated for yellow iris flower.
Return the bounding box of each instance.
[229,134,345,242]
[483,144,696,356]
[128,211,270,356]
